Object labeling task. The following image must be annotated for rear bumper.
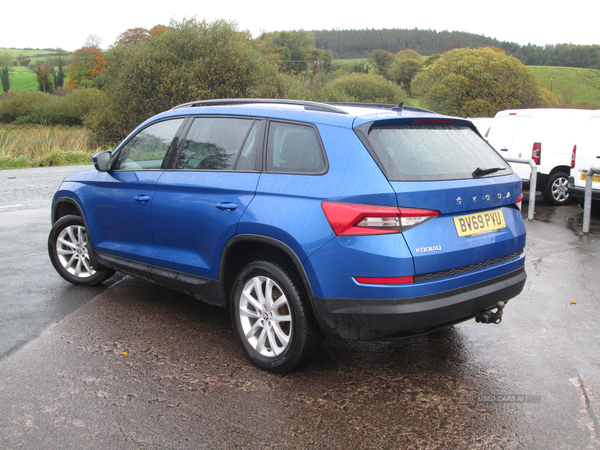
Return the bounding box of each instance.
[567,177,600,200]
[313,267,526,340]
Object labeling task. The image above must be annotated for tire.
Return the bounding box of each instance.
[230,260,321,372]
[48,215,115,286]
[542,172,571,206]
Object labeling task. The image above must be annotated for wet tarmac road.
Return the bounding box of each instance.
[1,168,600,449]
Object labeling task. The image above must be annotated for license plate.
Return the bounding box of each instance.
[580,173,600,182]
[454,210,506,237]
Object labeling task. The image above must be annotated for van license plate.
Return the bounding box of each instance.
[580,173,600,182]
[454,210,506,237]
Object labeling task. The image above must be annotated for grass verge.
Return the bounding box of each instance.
[0,124,101,169]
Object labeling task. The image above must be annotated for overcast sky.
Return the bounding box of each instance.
[2,0,598,51]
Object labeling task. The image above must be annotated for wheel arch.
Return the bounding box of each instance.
[50,196,103,270]
[548,165,571,177]
[219,234,318,312]
[51,196,85,224]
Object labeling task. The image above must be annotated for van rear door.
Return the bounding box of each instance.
[487,112,534,180]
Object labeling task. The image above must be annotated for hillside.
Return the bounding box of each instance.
[528,66,600,106]
[313,29,600,69]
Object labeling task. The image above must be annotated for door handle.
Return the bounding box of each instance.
[216,202,238,211]
[134,195,151,202]
[500,148,508,152]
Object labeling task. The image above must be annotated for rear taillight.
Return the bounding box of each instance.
[516,193,524,211]
[321,201,440,236]
[532,143,541,165]
[571,145,577,169]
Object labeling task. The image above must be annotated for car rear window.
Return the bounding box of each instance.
[365,124,511,181]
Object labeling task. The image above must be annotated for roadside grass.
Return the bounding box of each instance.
[0,124,100,169]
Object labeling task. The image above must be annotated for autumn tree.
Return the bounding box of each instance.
[149,25,168,37]
[115,27,150,46]
[411,47,555,117]
[36,63,54,93]
[0,53,11,93]
[66,47,106,88]
[85,18,296,144]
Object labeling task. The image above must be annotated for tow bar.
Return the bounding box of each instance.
[475,301,505,324]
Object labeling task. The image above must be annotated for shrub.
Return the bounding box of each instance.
[0,91,50,123]
[0,88,103,125]
[324,73,406,104]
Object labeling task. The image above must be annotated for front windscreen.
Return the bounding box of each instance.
[366,124,512,181]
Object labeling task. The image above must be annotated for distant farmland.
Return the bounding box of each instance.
[2,47,599,108]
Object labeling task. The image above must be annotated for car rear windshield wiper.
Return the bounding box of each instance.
[472,167,506,178]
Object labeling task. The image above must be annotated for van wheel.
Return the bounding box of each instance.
[230,260,320,372]
[542,172,571,206]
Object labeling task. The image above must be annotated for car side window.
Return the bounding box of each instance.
[114,118,185,170]
[266,122,326,174]
[175,117,258,171]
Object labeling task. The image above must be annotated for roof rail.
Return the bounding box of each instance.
[329,102,436,114]
[172,98,349,114]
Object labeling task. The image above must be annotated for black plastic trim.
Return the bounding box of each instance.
[313,267,526,341]
[96,253,221,306]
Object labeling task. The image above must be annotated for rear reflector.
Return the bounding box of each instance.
[355,276,414,285]
[321,201,440,236]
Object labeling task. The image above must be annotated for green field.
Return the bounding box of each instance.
[0,48,68,93]
[528,66,600,106]
[6,66,38,91]
[0,48,58,58]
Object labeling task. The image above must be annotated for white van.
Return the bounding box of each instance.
[470,117,494,138]
[567,110,600,207]
[485,109,590,205]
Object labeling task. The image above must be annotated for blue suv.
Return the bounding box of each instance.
[48,99,527,372]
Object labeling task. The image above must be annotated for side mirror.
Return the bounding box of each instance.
[92,150,112,172]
